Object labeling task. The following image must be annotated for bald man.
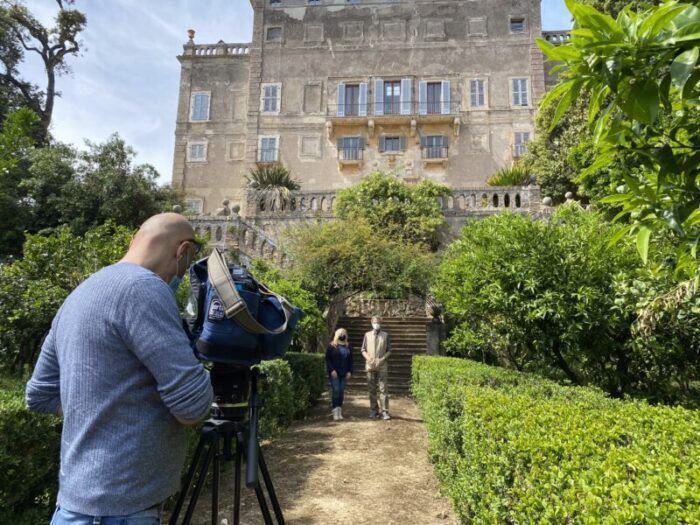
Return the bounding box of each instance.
[26,213,213,525]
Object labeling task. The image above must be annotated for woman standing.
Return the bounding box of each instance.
[325,328,353,421]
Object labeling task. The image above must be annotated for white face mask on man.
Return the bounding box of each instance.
[372,322,381,331]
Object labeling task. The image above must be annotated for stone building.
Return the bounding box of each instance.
[172,0,567,217]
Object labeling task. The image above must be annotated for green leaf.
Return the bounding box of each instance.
[639,3,690,41]
[636,226,651,264]
[621,79,660,125]
[671,47,699,91]
[588,84,610,126]
[551,83,582,133]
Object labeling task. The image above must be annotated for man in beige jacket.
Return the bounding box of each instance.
[361,316,392,420]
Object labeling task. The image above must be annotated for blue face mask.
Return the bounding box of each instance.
[169,275,183,294]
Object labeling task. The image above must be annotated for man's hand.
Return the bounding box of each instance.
[331,370,338,379]
[346,372,352,379]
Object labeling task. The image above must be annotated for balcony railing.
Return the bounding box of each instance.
[422,146,449,159]
[338,148,364,161]
[257,148,279,163]
[327,101,461,118]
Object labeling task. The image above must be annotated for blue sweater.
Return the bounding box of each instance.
[325,344,354,377]
[25,262,213,516]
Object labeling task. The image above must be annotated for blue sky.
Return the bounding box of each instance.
[21,0,571,184]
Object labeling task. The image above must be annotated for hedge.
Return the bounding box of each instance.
[1,352,325,524]
[412,356,700,524]
[0,376,61,525]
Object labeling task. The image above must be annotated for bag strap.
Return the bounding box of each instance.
[207,248,294,335]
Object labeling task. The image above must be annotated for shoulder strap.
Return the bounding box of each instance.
[207,249,294,335]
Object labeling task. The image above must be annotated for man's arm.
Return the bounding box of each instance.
[122,280,213,425]
[361,334,369,360]
[26,318,62,415]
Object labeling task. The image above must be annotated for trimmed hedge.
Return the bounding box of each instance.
[0,376,61,525]
[412,356,700,524]
[1,353,325,523]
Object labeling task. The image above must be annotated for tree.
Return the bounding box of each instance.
[285,218,436,307]
[21,133,183,236]
[0,0,86,134]
[433,206,647,397]
[537,0,700,280]
[0,107,41,256]
[246,164,301,212]
[335,172,451,251]
[0,222,133,373]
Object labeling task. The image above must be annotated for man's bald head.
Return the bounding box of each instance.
[121,213,198,283]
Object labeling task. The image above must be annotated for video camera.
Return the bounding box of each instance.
[187,249,302,420]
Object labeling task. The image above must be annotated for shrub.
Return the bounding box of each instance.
[0,375,61,525]
[485,165,533,187]
[283,351,326,417]
[412,356,700,524]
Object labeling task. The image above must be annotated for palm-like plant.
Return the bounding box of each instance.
[486,165,533,187]
[246,164,301,212]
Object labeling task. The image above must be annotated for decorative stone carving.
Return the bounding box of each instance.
[215,199,231,216]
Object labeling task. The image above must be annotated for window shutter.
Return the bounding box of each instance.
[419,81,428,115]
[400,78,412,115]
[420,135,427,148]
[337,137,343,150]
[442,135,448,147]
[358,136,365,150]
[399,135,407,151]
[522,80,529,106]
[374,78,384,116]
[379,136,386,152]
[359,82,368,116]
[260,86,265,112]
[275,84,281,112]
[337,83,345,117]
[441,80,451,114]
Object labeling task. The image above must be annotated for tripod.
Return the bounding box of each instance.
[169,369,285,525]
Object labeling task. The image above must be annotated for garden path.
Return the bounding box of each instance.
[187,391,457,525]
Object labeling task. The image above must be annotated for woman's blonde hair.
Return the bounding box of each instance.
[331,328,349,347]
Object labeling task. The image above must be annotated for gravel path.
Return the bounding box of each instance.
[185,391,458,525]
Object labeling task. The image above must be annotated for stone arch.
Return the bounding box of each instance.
[215,226,222,241]
[311,197,318,211]
[447,195,454,209]
[492,194,499,208]
[299,197,307,211]
[504,194,511,208]
[515,193,522,208]
[481,194,488,208]
[320,196,327,211]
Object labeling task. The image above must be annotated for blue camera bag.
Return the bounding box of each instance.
[189,250,302,365]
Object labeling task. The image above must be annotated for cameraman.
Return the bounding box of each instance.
[26,212,214,525]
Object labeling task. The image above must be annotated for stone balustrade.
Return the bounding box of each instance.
[250,186,541,218]
[183,42,251,57]
[542,31,571,44]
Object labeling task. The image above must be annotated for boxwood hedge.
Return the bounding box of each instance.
[412,356,700,524]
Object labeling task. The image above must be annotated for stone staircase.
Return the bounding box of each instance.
[336,316,430,396]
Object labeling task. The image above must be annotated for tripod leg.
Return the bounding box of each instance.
[211,437,220,525]
[258,446,285,525]
[182,439,216,525]
[253,480,274,525]
[170,434,207,525]
[233,433,243,525]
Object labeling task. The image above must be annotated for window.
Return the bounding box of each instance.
[185,198,203,214]
[336,82,367,116]
[384,81,401,115]
[261,83,281,113]
[379,135,406,152]
[426,82,442,114]
[419,80,451,115]
[422,135,448,159]
[510,17,526,33]
[266,27,282,41]
[258,136,279,162]
[190,92,210,121]
[514,131,530,157]
[470,79,485,107]
[270,0,281,4]
[187,142,207,162]
[309,0,321,4]
[512,78,529,106]
[337,136,364,161]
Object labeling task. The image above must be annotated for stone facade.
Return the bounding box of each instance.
[173,0,563,217]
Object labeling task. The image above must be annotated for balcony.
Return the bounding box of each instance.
[338,147,364,166]
[422,146,449,166]
[256,148,279,164]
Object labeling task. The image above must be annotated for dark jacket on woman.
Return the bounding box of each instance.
[325,343,354,377]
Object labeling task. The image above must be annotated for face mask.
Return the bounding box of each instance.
[372,323,380,331]
[169,275,183,294]
[339,335,347,341]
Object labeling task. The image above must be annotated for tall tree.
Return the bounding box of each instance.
[0,0,86,134]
